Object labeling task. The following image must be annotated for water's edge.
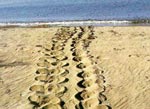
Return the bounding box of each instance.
[0,20,150,27]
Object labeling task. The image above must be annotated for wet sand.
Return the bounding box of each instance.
[0,27,149,109]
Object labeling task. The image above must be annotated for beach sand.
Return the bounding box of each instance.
[0,27,149,109]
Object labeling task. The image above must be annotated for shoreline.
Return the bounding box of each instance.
[1,20,150,27]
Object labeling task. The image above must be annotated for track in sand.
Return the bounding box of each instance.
[28,27,111,109]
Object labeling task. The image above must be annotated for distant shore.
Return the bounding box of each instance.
[1,20,150,27]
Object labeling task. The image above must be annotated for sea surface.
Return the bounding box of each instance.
[0,0,150,23]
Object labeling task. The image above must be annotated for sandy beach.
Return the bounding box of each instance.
[0,26,150,109]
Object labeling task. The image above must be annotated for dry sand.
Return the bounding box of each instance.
[0,27,149,109]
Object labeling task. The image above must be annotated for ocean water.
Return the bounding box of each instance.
[0,0,150,22]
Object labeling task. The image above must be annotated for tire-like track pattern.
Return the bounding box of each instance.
[28,27,111,109]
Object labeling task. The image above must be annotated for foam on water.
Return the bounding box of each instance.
[0,20,132,27]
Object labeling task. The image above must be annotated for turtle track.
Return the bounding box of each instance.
[70,27,110,109]
[28,27,111,109]
[28,27,75,109]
